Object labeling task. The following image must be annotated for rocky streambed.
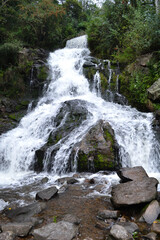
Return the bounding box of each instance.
[0,166,160,240]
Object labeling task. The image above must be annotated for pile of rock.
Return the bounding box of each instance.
[107,166,160,240]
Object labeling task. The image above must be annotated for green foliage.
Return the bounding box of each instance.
[53,216,57,223]
[0,41,22,68]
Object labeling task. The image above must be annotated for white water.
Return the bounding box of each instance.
[0,35,160,193]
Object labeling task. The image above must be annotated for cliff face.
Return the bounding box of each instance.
[0,48,49,134]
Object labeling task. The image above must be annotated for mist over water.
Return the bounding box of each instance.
[0,35,159,191]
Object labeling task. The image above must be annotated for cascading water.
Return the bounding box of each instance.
[0,35,160,192]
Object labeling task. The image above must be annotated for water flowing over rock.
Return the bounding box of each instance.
[71,120,120,172]
[0,35,159,207]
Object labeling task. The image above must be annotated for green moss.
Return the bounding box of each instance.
[77,153,88,172]
[100,72,108,92]
[38,66,48,81]
[104,130,114,146]
[8,112,25,121]
[94,153,114,170]
[153,103,160,111]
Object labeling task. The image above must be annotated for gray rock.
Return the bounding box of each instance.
[0,231,15,240]
[97,210,120,220]
[142,232,157,240]
[71,120,120,172]
[151,222,160,233]
[111,177,158,207]
[139,200,160,224]
[118,166,148,182]
[118,222,139,234]
[83,61,96,68]
[62,214,81,225]
[36,186,58,201]
[1,222,32,237]
[33,221,78,240]
[34,99,90,172]
[109,224,133,240]
[41,177,49,184]
[67,178,79,184]
[5,202,46,222]
[58,183,68,193]
[147,78,160,101]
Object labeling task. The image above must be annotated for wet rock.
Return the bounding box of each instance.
[147,78,160,101]
[142,232,157,240]
[1,222,32,237]
[111,177,158,207]
[58,183,68,193]
[62,214,81,225]
[0,231,15,240]
[57,177,78,185]
[41,177,49,184]
[71,120,120,172]
[97,210,120,220]
[83,61,96,68]
[117,166,148,182]
[34,99,90,172]
[5,202,46,222]
[151,222,160,233]
[139,200,160,224]
[32,221,78,240]
[108,224,133,240]
[118,222,139,234]
[67,178,79,184]
[36,186,58,201]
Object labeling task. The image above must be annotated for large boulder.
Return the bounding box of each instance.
[1,222,33,237]
[111,176,158,208]
[33,99,91,172]
[147,78,160,102]
[117,166,148,182]
[32,221,78,240]
[4,202,46,222]
[71,120,120,172]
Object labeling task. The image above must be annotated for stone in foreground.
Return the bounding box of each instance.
[36,186,58,201]
[142,232,157,240]
[139,200,160,224]
[5,202,46,222]
[118,222,139,234]
[97,210,119,220]
[0,231,15,240]
[1,222,32,237]
[33,221,78,240]
[111,177,158,207]
[117,166,148,182]
[151,222,160,233]
[108,224,133,240]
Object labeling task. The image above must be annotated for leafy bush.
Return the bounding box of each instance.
[0,41,22,68]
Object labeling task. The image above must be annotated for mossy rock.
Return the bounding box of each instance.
[71,120,120,172]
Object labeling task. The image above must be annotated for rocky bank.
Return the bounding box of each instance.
[0,166,159,240]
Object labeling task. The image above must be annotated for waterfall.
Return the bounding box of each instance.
[0,35,160,186]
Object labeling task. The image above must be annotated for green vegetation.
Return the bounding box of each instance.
[0,0,160,109]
